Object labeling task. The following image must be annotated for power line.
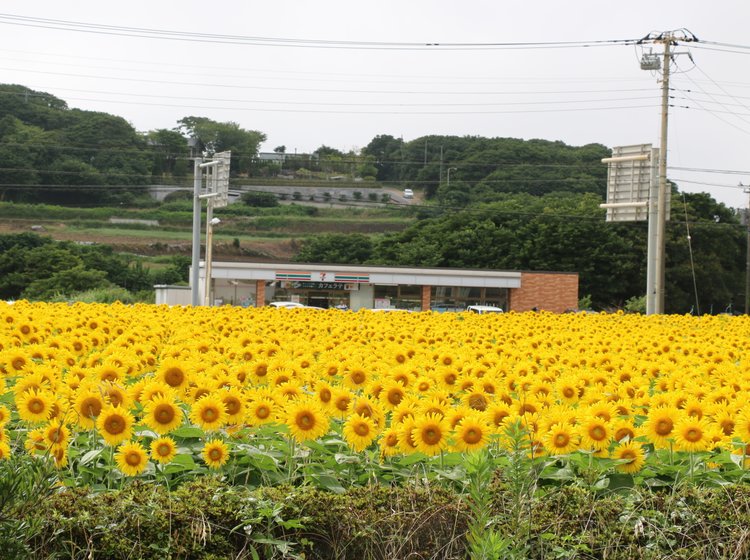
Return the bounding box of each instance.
[0,13,640,51]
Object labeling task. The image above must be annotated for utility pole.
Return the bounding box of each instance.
[654,32,672,314]
[743,182,750,314]
[639,29,696,313]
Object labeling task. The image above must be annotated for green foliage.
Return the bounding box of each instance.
[0,454,59,559]
[624,295,647,314]
[177,116,266,175]
[295,233,374,264]
[242,191,279,208]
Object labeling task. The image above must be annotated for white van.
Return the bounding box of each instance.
[466,305,504,314]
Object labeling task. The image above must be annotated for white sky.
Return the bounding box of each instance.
[1,0,749,208]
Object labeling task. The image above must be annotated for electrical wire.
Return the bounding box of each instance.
[0,13,640,51]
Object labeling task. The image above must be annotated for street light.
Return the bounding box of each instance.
[447,167,457,188]
[204,216,221,306]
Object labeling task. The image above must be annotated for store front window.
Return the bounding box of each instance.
[267,281,353,309]
[373,285,421,310]
[430,286,508,312]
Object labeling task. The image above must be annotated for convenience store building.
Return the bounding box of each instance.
[158,261,579,313]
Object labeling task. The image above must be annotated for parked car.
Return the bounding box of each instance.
[403,188,414,199]
[466,305,504,314]
[269,301,305,309]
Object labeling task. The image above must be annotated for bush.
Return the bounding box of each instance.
[241,191,279,207]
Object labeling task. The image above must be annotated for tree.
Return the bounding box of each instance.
[176,117,266,176]
[146,129,189,176]
[242,191,279,207]
[295,234,373,264]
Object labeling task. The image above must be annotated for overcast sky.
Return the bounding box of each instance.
[1,1,749,208]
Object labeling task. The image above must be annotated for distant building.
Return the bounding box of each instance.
[156,261,579,313]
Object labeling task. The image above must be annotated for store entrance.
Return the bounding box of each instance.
[308,291,330,309]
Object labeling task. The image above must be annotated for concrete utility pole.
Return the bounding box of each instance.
[740,183,750,315]
[654,32,672,315]
[190,158,203,306]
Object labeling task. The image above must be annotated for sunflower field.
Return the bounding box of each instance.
[3,301,750,558]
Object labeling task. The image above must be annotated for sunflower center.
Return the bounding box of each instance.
[464,428,482,444]
[615,428,634,442]
[11,358,26,371]
[157,443,172,456]
[655,419,673,436]
[720,420,734,436]
[201,408,218,422]
[48,428,64,443]
[156,405,175,424]
[385,433,398,446]
[351,371,366,384]
[225,398,241,416]
[126,451,142,466]
[468,394,488,411]
[444,373,457,385]
[255,405,270,419]
[208,448,223,461]
[589,426,607,441]
[296,411,314,429]
[620,450,636,462]
[319,389,332,403]
[562,387,575,398]
[163,368,185,387]
[105,416,125,434]
[29,399,45,414]
[685,428,702,442]
[80,398,102,418]
[387,390,403,406]
[422,426,442,445]
[553,433,570,448]
[335,398,350,412]
[354,423,370,436]
[194,389,210,401]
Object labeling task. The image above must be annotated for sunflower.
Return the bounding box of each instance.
[642,405,681,449]
[246,395,278,426]
[397,416,420,454]
[453,413,491,452]
[342,364,369,390]
[313,380,335,410]
[673,416,715,453]
[411,413,450,456]
[612,441,647,474]
[136,380,175,404]
[541,422,579,456]
[351,396,385,428]
[143,394,183,435]
[72,387,105,429]
[285,399,329,443]
[157,358,191,390]
[379,381,407,410]
[42,419,70,451]
[96,405,135,446]
[16,388,54,423]
[115,441,149,476]
[331,388,353,418]
[484,402,513,432]
[378,427,401,457]
[578,415,612,452]
[189,394,228,432]
[343,413,378,452]
[0,441,11,461]
[202,439,230,469]
[150,436,178,464]
[0,404,11,426]
[462,390,490,412]
[220,387,247,424]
